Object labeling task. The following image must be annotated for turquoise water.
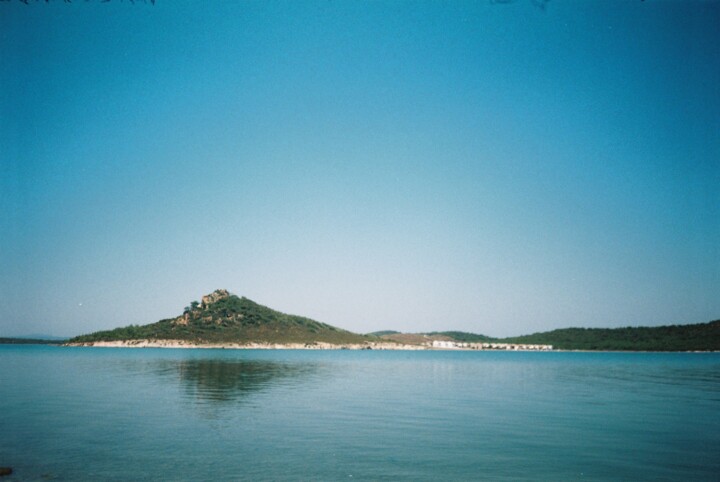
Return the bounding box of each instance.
[1,346,719,481]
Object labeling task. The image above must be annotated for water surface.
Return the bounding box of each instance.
[1,346,718,480]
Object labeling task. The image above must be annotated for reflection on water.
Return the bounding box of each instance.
[115,357,324,408]
[174,359,320,403]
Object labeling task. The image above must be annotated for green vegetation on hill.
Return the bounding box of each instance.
[69,291,371,345]
[499,320,720,351]
[377,320,720,351]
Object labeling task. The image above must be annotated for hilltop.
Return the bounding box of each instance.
[69,290,373,346]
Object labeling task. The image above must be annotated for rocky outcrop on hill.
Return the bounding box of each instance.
[173,289,234,326]
[201,289,230,307]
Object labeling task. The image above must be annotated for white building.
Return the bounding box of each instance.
[431,340,457,349]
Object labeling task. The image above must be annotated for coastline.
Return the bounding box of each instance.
[61,340,720,353]
[64,338,553,351]
[64,339,427,350]
[60,341,720,353]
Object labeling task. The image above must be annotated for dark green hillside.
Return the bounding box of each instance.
[69,290,371,345]
[500,320,720,351]
[375,321,720,351]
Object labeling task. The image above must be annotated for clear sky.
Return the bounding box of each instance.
[1,0,718,338]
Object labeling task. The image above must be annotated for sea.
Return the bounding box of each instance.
[1,346,719,481]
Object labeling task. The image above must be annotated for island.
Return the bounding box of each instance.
[64,289,720,351]
[67,289,423,350]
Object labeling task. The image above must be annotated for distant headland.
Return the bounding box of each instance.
[51,289,720,351]
[66,289,411,350]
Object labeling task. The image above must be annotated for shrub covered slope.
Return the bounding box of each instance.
[70,290,371,345]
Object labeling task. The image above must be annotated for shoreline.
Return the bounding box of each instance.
[64,339,427,350]
[60,340,720,353]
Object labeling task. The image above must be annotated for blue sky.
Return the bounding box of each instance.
[1,0,718,338]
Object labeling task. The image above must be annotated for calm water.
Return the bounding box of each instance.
[1,346,719,481]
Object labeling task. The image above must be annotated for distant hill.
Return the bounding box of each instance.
[0,337,66,345]
[367,330,401,337]
[374,321,720,351]
[499,320,720,351]
[69,290,371,346]
[376,330,494,345]
[426,331,494,343]
[10,334,68,341]
[376,333,433,345]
